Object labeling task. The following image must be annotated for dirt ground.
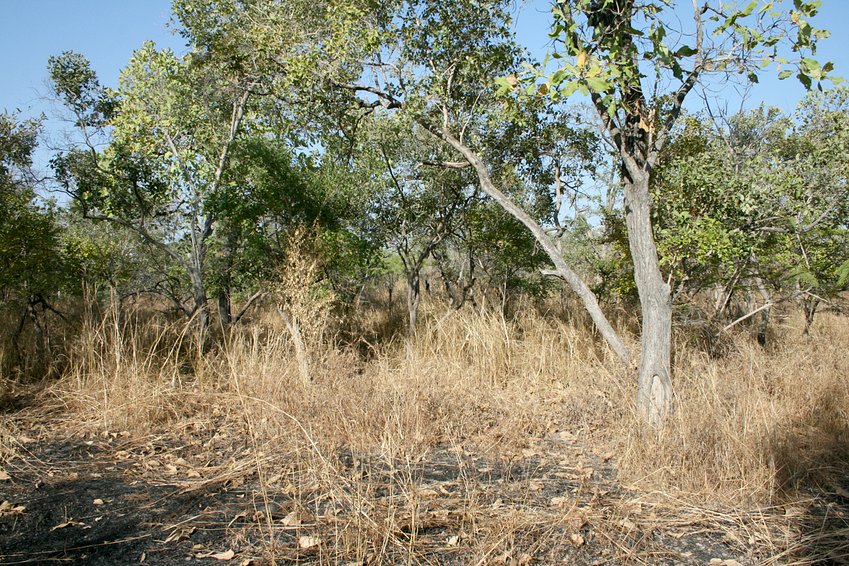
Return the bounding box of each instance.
[1,408,847,565]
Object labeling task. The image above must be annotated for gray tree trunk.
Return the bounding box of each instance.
[624,174,673,426]
[188,267,209,345]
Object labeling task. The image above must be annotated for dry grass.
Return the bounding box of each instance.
[4,292,848,563]
[616,312,849,503]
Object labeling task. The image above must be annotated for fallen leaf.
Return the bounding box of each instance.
[281,511,301,527]
[51,520,88,531]
[0,470,10,481]
[195,550,236,561]
[298,536,320,549]
[164,526,195,543]
[550,496,569,507]
[0,501,26,516]
[446,535,459,547]
[93,498,105,505]
[517,553,533,565]
[570,533,585,547]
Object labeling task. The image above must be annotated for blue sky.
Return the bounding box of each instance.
[1,1,182,118]
[1,0,847,156]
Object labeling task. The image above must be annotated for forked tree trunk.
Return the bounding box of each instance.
[624,174,673,426]
[803,296,819,336]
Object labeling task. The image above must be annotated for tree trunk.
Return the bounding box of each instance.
[407,270,421,339]
[755,276,771,346]
[803,296,819,336]
[188,267,209,347]
[218,287,232,334]
[624,174,674,426]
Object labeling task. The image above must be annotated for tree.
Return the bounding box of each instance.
[50,45,254,335]
[182,0,632,369]
[647,93,849,344]
[354,114,478,336]
[163,0,835,424]
[531,0,837,424]
[0,114,66,372]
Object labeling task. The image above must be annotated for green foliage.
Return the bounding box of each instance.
[0,115,64,305]
[535,0,837,113]
[647,92,849,305]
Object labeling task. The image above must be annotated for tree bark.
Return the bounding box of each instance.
[218,287,232,334]
[188,267,209,343]
[803,296,819,336]
[407,270,421,339]
[624,173,673,426]
[755,276,771,346]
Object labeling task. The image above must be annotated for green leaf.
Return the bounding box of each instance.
[740,0,758,17]
[550,69,568,86]
[675,45,698,57]
[584,76,609,92]
[560,80,579,97]
[778,70,793,80]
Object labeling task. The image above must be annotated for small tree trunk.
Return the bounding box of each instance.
[407,271,421,339]
[625,174,674,427]
[188,267,209,350]
[803,296,820,336]
[218,287,232,334]
[755,277,771,347]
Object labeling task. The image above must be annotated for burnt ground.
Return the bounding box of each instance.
[1,413,847,565]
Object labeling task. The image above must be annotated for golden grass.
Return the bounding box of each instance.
[617,312,849,503]
[5,294,848,562]
[40,298,849,503]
